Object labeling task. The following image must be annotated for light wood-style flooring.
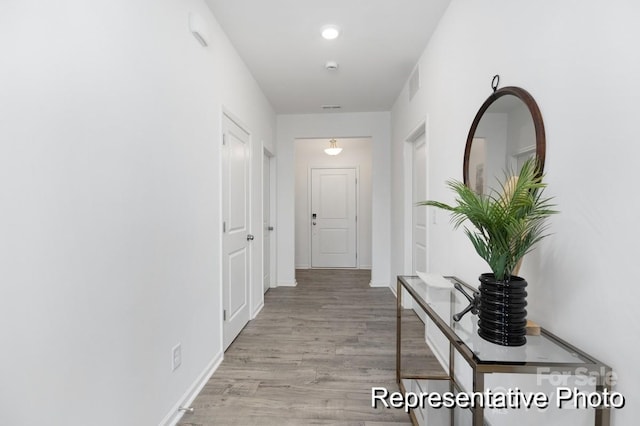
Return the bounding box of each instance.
[179,269,443,425]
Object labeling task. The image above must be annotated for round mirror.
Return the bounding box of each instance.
[463,86,545,195]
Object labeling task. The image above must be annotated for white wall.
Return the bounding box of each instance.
[0,1,275,425]
[277,113,391,286]
[476,113,508,193]
[294,138,372,269]
[391,0,640,424]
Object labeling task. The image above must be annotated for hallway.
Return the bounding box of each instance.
[179,269,443,425]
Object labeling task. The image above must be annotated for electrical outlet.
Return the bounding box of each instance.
[172,343,182,371]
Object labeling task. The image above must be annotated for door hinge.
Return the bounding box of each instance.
[222,133,227,145]
[223,310,227,321]
[223,221,226,233]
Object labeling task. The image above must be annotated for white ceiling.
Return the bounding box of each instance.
[204,0,451,114]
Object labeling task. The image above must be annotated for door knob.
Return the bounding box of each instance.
[246,234,255,241]
[267,226,274,231]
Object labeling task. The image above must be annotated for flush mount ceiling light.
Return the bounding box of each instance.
[324,138,343,156]
[325,61,339,71]
[321,25,340,40]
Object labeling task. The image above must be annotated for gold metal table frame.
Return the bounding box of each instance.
[396,275,612,426]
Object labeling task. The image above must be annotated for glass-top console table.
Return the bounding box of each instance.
[396,275,612,426]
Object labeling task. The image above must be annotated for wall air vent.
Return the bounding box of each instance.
[409,65,420,101]
[321,105,342,110]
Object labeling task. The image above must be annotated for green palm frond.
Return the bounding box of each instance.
[418,158,558,281]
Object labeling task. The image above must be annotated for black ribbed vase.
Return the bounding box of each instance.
[477,273,528,346]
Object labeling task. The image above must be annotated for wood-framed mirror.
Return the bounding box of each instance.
[463,85,546,195]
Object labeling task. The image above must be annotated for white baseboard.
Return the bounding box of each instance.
[252,302,264,319]
[161,350,224,426]
[276,280,297,287]
[295,266,373,270]
[426,334,449,372]
[389,284,398,298]
[369,281,389,288]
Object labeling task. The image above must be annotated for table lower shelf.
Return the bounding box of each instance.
[399,377,483,426]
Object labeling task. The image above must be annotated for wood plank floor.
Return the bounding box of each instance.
[179,269,444,426]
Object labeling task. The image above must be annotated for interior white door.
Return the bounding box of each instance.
[263,152,271,294]
[222,115,251,350]
[412,134,427,274]
[310,168,357,268]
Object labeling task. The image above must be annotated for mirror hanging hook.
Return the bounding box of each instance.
[491,74,500,93]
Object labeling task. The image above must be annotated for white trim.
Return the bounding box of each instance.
[295,264,310,269]
[262,146,276,295]
[369,281,389,287]
[277,280,298,287]
[248,130,254,332]
[389,283,398,297]
[307,167,312,264]
[404,116,430,276]
[359,265,372,270]
[307,267,359,269]
[402,141,414,275]
[268,151,277,290]
[261,145,266,297]
[426,334,449,372]
[252,301,264,319]
[160,351,224,426]
[514,144,536,156]
[217,111,225,357]
[508,145,536,171]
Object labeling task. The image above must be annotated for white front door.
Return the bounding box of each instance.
[263,152,271,294]
[222,115,251,350]
[310,168,357,268]
[412,133,427,274]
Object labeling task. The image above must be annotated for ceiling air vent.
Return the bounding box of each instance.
[321,105,342,110]
[409,65,420,101]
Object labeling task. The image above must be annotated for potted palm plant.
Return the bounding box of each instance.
[419,158,557,346]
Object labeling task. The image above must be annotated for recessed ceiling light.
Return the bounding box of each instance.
[321,25,340,40]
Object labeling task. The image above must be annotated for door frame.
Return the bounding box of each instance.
[220,109,253,350]
[307,165,360,269]
[263,147,275,292]
[403,117,430,277]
